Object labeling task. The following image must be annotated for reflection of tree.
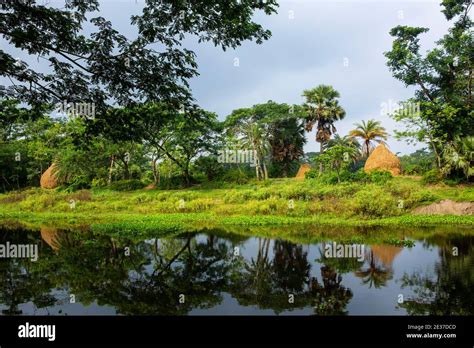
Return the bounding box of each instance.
[0,227,59,315]
[399,237,474,315]
[230,239,353,315]
[310,265,353,315]
[355,249,393,289]
[0,227,236,315]
[51,233,234,315]
[273,241,311,293]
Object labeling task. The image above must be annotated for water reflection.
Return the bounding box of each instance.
[0,223,473,315]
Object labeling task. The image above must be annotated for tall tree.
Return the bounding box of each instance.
[349,120,388,158]
[385,0,473,172]
[302,85,346,172]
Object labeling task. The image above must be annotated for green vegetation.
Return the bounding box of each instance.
[0,177,473,232]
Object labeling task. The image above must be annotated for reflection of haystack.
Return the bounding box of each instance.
[40,163,60,189]
[295,164,312,180]
[364,144,401,176]
[40,227,61,251]
[371,245,402,267]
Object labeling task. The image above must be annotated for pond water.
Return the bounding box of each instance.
[0,223,473,315]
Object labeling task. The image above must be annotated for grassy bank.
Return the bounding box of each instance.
[0,177,473,228]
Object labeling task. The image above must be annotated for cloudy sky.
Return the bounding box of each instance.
[3,0,454,154]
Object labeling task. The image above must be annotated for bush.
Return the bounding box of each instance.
[367,170,393,184]
[109,179,145,191]
[305,169,319,179]
[91,178,108,188]
[62,175,91,192]
[403,164,423,175]
[351,186,398,217]
[221,168,251,184]
[422,169,442,185]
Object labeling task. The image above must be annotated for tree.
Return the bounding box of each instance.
[267,108,306,178]
[0,0,277,115]
[319,145,358,183]
[349,120,388,158]
[302,85,346,173]
[327,134,360,152]
[385,0,473,173]
[100,103,220,185]
[225,101,303,180]
[442,136,474,180]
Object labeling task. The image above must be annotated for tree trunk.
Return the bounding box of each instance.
[263,161,268,180]
[152,157,159,185]
[319,141,324,173]
[108,155,115,185]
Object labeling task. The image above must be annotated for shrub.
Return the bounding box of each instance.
[63,175,91,192]
[403,164,423,175]
[221,168,250,184]
[91,178,108,188]
[422,169,442,185]
[305,169,319,179]
[351,186,398,217]
[367,170,393,184]
[109,179,145,191]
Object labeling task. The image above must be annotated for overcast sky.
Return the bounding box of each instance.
[3,0,455,154]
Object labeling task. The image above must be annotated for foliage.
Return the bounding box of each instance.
[400,148,435,175]
[0,0,277,111]
[349,119,388,158]
[441,136,474,180]
[422,169,443,185]
[302,85,346,155]
[385,1,473,174]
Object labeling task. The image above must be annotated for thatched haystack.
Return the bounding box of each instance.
[40,163,60,189]
[295,163,312,180]
[364,144,401,176]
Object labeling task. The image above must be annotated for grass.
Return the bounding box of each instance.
[0,177,473,230]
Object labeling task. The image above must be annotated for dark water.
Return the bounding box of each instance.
[0,223,473,315]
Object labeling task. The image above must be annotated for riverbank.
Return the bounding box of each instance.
[0,177,473,230]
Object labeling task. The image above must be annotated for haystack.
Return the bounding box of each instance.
[40,163,60,189]
[364,144,401,176]
[295,163,312,180]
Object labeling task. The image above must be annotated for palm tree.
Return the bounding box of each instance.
[302,85,346,172]
[442,136,474,180]
[234,119,270,180]
[349,119,388,158]
[327,134,360,151]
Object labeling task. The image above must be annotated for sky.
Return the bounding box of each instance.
[2,0,455,154]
